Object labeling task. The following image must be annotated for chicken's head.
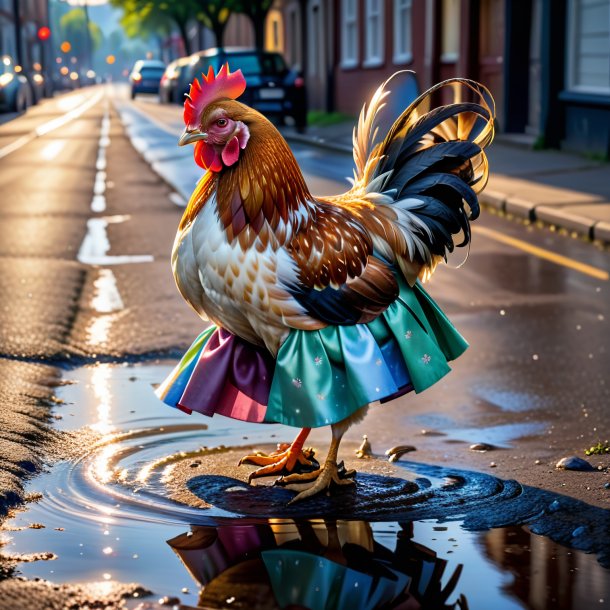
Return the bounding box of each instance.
[179,64,251,173]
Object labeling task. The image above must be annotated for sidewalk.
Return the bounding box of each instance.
[281,121,610,245]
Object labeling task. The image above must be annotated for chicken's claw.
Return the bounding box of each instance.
[277,460,356,504]
[239,445,318,482]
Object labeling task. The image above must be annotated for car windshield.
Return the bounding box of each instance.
[140,67,165,78]
[220,53,287,76]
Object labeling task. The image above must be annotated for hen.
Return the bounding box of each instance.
[156,65,494,503]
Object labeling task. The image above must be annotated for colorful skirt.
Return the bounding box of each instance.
[156,279,468,429]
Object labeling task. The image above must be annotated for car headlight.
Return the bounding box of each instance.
[0,73,14,87]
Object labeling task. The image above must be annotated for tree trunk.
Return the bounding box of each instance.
[212,21,226,48]
[176,19,192,55]
[252,13,266,50]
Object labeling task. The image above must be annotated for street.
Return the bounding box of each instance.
[0,85,609,608]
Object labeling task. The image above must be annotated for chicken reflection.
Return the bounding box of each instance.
[167,519,468,610]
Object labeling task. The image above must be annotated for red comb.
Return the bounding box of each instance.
[183,63,247,129]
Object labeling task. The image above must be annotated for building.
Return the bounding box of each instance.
[0,0,51,80]
[279,0,610,156]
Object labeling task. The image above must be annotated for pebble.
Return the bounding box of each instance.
[158,596,180,606]
[489,462,497,468]
[469,443,495,452]
[555,456,594,471]
[386,445,416,462]
[355,435,373,459]
[604,482,610,490]
[572,526,587,538]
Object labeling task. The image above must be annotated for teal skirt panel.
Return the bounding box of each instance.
[264,279,468,428]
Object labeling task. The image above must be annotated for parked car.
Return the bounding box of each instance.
[0,56,33,112]
[159,56,192,104]
[25,65,47,103]
[181,48,307,130]
[129,59,165,99]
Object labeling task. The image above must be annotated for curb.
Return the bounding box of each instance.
[281,130,353,155]
[479,190,609,244]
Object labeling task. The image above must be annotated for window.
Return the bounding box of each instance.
[441,0,460,62]
[308,2,322,77]
[288,6,301,69]
[265,10,284,52]
[567,0,610,93]
[341,0,358,68]
[364,0,384,66]
[393,0,413,64]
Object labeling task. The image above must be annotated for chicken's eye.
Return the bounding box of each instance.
[216,118,228,127]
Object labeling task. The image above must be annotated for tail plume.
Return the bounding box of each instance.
[338,75,495,284]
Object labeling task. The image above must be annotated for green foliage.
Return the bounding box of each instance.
[585,441,610,456]
[59,8,103,56]
[307,111,354,127]
[195,0,238,46]
[111,0,199,52]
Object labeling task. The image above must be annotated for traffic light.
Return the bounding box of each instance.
[37,26,51,41]
[60,41,71,53]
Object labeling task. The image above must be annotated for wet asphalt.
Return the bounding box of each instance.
[0,84,609,606]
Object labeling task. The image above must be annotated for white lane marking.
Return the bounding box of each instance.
[0,89,104,161]
[39,139,66,160]
[56,93,87,112]
[91,110,111,212]
[91,268,124,313]
[77,216,154,265]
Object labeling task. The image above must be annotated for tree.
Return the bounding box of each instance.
[234,0,274,51]
[111,0,199,55]
[196,0,235,49]
[59,8,103,59]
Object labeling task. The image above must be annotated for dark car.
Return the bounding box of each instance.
[159,56,192,104]
[183,48,307,130]
[129,59,165,99]
[0,56,33,112]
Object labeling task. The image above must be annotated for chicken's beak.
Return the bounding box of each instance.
[179,129,208,146]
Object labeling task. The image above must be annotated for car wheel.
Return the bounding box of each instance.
[15,91,27,113]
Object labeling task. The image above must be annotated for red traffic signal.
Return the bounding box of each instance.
[37,26,51,41]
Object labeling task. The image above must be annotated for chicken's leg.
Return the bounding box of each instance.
[278,422,356,504]
[239,427,317,482]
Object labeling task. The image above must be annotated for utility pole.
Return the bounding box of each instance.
[12,0,23,66]
[82,0,92,72]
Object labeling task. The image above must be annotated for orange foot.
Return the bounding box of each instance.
[239,443,319,482]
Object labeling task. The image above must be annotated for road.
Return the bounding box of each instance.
[0,84,609,607]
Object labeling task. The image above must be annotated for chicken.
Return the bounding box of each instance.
[156,65,494,503]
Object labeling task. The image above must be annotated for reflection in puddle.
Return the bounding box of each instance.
[168,520,468,609]
[168,520,610,610]
[90,364,114,435]
[2,365,608,610]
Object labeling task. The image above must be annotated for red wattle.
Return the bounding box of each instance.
[221,136,241,166]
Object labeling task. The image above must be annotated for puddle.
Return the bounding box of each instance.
[413,413,545,448]
[1,364,608,609]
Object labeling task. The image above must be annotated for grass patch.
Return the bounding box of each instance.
[307,111,355,127]
[585,441,610,456]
